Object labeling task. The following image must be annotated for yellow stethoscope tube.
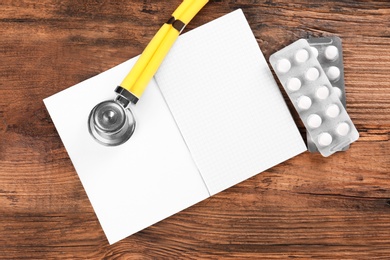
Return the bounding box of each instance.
[179,0,209,24]
[119,24,170,95]
[120,0,194,94]
[120,0,209,99]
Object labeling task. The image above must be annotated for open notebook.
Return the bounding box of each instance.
[44,9,306,244]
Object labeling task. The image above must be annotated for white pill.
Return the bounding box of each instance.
[318,132,333,147]
[305,67,320,81]
[276,59,291,73]
[307,114,322,128]
[332,87,342,99]
[310,47,319,58]
[336,122,350,136]
[325,45,339,61]
[297,96,312,110]
[326,104,340,118]
[327,66,341,81]
[287,78,302,91]
[295,49,309,63]
[316,86,330,99]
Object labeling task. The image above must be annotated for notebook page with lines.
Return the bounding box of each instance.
[44,58,209,245]
[155,9,306,195]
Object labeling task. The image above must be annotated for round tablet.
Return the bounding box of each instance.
[316,86,330,99]
[307,114,322,128]
[276,59,291,73]
[326,104,340,118]
[318,132,333,147]
[332,87,342,99]
[336,122,350,136]
[325,45,339,61]
[310,47,319,58]
[305,67,320,81]
[295,49,309,63]
[297,96,312,110]
[327,66,341,81]
[287,78,302,91]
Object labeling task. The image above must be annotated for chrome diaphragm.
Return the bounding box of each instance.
[88,99,135,146]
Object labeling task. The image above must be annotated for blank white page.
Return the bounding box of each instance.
[155,9,306,195]
[44,57,209,244]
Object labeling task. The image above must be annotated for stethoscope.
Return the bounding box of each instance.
[88,0,208,146]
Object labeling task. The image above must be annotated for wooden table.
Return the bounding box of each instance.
[1,0,389,258]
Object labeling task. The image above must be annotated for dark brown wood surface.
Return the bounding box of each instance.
[1,0,390,258]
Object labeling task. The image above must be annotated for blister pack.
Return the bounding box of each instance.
[306,36,349,152]
[269,39,359,157]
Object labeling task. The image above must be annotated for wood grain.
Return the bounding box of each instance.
[1,0,389,258]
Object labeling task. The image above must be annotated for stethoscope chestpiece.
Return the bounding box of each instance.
[88,99,136,146]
